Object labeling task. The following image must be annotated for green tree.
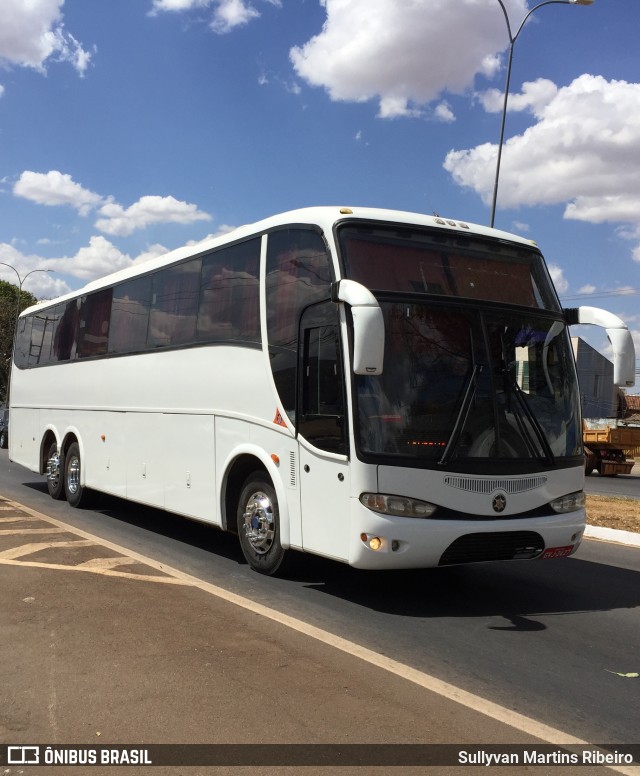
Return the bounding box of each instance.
[0,280,38,404]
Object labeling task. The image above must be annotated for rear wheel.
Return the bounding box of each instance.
[46,441,66,500]
[237,473,287,576]
[64,442,87,508]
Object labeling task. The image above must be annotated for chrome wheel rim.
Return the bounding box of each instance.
[67,456,80,495]
[47,452,61,489]
[242,490,275,555]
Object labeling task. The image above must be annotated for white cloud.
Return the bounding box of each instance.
[290,0,527,119]
[547,264,568,295]
[578,284,596,295]
[477,78,558,117]
[132,243,171,266]
[444,75,640,224]
[49,236,135,280]
[14,171,103,216]
[95,195,211,237]
[150,0,279,33]
[186,224,238,245]
[1,236,173,290]
[0,0,92,75]
[0,242,69,298]
[211,0,259,33]
[434,101,455,123]
[151,0,212,10]
[12,170,212,237]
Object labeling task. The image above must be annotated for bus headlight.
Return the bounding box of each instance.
[360,493,437,518]
[550,491,585,514]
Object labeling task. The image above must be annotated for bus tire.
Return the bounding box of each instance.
[46,441,66,500]
[64,442,86,508]
[237,473,287,576]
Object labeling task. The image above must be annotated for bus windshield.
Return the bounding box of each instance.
[353,303,581,465]
[338,224,560,311]
[337,225,580,466]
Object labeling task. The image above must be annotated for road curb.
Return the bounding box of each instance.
[584,524,640,548]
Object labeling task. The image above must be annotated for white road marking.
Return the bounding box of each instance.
[75,556,139,570]
[0,497,636,775]
[0,557,190,584]
[0,527,68,536]
[0,539,95,560]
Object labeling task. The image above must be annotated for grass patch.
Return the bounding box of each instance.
[586,495,640,533]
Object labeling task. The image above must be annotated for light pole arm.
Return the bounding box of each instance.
[489,0,588,228]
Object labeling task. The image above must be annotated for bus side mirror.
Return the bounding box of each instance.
[332,280,384,375]
[565,306,636,388]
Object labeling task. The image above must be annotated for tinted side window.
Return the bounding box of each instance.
[16,307,58,367]
[266,229,333,422]
[14,315,32,368]
[109,276,152,354]
[299,302,347,455]
[197,238,260,344]
[52,300,80,361]
[149,259,201,348]
[38,305,62,365]
[78,289,113,358]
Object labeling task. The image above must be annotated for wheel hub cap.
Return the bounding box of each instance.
[242,491,275,555]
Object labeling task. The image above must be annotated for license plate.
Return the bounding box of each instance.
[541,545,574,559]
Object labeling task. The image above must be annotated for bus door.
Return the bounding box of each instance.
[297,302,350,561]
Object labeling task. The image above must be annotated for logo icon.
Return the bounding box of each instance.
[7,746,40,765]
[492,493,507,513]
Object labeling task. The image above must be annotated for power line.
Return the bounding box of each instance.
[560,289,639,302]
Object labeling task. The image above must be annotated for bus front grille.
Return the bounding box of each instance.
[438,531,545,566]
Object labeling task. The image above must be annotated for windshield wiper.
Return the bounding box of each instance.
[505,373,555,465]
[438,363,482,466]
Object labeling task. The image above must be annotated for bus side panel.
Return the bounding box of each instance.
[7,406,40,473]
[73,410,127,499]
[125,413,166,509]
[215,417,301,549]
[163,413,217,524]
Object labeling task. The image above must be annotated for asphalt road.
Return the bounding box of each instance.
[584,463,640,499]
[1,449,639,755]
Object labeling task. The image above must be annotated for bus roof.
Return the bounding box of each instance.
[20,206,538,316]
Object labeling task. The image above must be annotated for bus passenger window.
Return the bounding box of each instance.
[78,289,113,358]
[266,229,333,424]
[109,276,152,354]
[14,316,33,368]
[197,238,260,344]
[52,300,80,362]
[148,259,201,348]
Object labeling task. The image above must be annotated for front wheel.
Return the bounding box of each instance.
[237,473,287,576]
[64,442,87,508]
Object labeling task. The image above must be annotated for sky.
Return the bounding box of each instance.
[0,0,638,382]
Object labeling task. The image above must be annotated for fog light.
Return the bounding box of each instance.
[361,533,384,551]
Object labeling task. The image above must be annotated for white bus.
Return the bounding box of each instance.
[9,207,636,574]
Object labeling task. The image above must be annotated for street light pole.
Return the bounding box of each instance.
[0,263,53,405]
[489,0,594,229]
[0,264,53,325]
